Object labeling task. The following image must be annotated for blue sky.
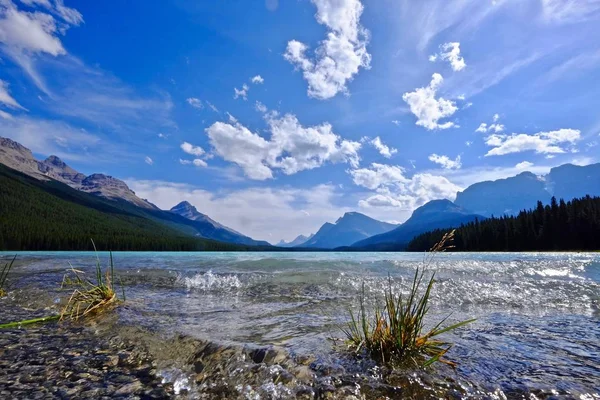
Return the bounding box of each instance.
[1,0,599,243]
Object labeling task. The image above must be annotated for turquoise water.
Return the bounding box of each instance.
[2,251,599,398]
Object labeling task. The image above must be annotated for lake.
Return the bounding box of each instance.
[1,252,599,399]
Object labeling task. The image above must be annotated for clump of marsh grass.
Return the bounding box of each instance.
[342,230,475,368]
[60,251,123,321]
[0,255,17,297]
[0,243,124,329]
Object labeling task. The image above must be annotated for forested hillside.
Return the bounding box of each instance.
[0,164,253,251]
[406,196,600,252]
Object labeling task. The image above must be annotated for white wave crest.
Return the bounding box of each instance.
[181,270,243,292]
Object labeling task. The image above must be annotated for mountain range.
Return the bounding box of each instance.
[276,234,314,248]
[0,137,268,247]
[455,164,600,217]
[349,200,483,250]
[300,212,397,249]
[1,136,599,251]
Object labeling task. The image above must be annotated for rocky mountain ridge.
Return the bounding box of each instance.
[0,137,156,209]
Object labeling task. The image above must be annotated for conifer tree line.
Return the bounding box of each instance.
[0,165,252,251]
[407,196,600,252]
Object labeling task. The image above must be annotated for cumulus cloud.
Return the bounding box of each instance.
[476,114,504,133]
[350,163,462,210]
[428,153,462,169]
[234,84,249,100]
[206,113,361,180]
[283,0,371,100]
[180,141,205,157]
[186,97,203,109]
[144,156,153,165]
[368,136,397,158]
[485,128,581,156]
[429,42,466,71]
[402,73,458,130]
[251,75,264,84]
[475,122,504,133]
[515,161,533,170]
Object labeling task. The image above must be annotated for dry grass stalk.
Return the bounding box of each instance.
[342,229,475,368]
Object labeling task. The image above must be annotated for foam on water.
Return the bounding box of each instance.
[179,270,243,292]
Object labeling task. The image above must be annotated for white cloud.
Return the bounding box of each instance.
[186,97,203,109]
[429,42,466,71]
[0,79,25,109]
[476,122,504,133]
[515,161,533,170]
[465,140,473,147]
[391,120,400,126]
[180,141,205,157]
[20,0,83,26]
[0,109,12,119]
[540,0,600,24]
[251,75,264,84]
[402,73,458,130]
[428,153,462,169]
[283,0,371,100]
[144,156,153,165]
[206,101,219,113]
[192,159,207,168]
[206,113,361,180]
[158,133,168,139]
[350,163,462,211]
[233,84,249,100]
[369,136,397,158]
[350,163,408,190]
[571,156,595,166]
[485,128,581,156]
[180,158,207,168]
[476,114,504,133]
[126,180,351,242]
[0,0,83,94]
[255,101,267,113]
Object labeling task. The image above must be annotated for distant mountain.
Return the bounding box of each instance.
[170,201,268,246]
[455,163,600,217]
[301,212,397,249]
[547,163,600,201]
[276,234,313,248]
[351,199,483,250]
[0,163,257,251]
[0,137,156,209]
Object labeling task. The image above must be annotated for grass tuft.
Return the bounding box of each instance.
[0,241,124,329]
[342,230,475,368]
[60,246,121,321]
[0,255,17,297]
